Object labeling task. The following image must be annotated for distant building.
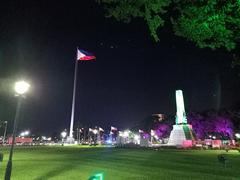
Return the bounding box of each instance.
[152,114,165,122]
[8,137,33,145]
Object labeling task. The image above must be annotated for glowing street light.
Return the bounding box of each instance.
[61,131,67,138]
[5,80,30,180]
[123,130,130,138]
[25,131,29,136]
[14,81,30,95]
[93,129,98,135]
[118,131,123,137]
[42,136,47,140]
[134,135,140,141]
[61,131,67,145]
[20,130,30,137]
[235,133,240,139]
[134,134,140,144]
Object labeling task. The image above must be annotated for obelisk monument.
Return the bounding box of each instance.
[168,90,194,146]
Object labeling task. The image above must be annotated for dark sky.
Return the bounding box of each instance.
[0,1,239,135]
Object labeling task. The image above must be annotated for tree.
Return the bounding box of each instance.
[173,0,240,51]
[99,0,171,41]
[188,112,205,139]
[154,123,171,138]
[214,116,234,139]
[188,111,234,139]
[98,0,240,61]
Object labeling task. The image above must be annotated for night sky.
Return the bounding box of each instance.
[0,1,239,135]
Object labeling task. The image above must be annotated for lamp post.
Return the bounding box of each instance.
[93,129,99,145]
[5,81,30,180]
[61,131,67,144]
[3,121,8,144]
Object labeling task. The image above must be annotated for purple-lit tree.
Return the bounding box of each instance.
[139,110,235,140]
[187,111,234,140]
[188,112,205,139]
[213,117,234,139]
[153,123,171,139]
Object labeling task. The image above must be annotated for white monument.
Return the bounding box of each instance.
[168,90,194,147]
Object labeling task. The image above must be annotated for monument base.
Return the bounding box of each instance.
[168,124,194,147]
[65,136,75,144]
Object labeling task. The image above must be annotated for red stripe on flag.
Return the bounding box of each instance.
[79,56,96,61]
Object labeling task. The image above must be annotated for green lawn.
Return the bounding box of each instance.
[0,146,239,180]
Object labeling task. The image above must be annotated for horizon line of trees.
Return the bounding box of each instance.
[133,108,240,140]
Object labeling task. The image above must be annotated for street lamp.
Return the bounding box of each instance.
[61,131,67,145]
[93,129,98,135]
[92,129,98,145]
[134,135,140,141]
[5,80,30,180]
[14,81,30,95]
[3,121,8,144]
[235,133,240,139]
[123,130,129,138]
[20,130,30,137]
[61,131,67,139]
[134,135,140,144]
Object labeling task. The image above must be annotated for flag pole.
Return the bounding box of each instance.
[69,47,79,138]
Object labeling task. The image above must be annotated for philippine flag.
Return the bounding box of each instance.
[77,49,96,61]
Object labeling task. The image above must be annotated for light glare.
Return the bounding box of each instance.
[151,130,155,136]
[123,130,129,138]
[93,129,98,134]
[61,131,67,138]
[14,81,30,95]
[134,135,140,141]
[235,133,240,139]
[20,130,30,137]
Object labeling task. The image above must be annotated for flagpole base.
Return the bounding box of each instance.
[65,136,75,144]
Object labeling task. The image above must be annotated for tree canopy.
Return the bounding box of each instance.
[99,0,240,58]
[173,0,240,51]
[100,0,171,41]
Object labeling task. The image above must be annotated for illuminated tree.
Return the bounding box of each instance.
[173,0,240,51]
[214,117,234,138]
[154,123,171,138]
[98,0,240,52]
[99,0,171,41]
[188,111,234,139]
[188,112,205,139]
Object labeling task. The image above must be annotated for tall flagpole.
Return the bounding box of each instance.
[69,48,78,138]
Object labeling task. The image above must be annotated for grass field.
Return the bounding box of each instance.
[0,146,240,180]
